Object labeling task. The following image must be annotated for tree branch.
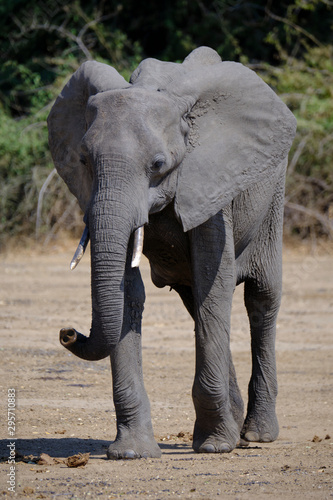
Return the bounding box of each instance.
[12,16,94,60]
[36,168,57,239]
[265,8,323,48]
[287,135,309,175]
[284,201,333,238]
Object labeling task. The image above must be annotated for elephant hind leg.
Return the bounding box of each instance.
[242,276,281,443]
[229,357,244,430]
[174,282,244,452]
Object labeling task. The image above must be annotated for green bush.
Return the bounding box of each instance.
[0,110,48,245]
[0,99,86,247]
[259,45,333,239]
[0,1,332,248]
[1,46,333,248]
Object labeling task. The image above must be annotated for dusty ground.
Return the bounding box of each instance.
[0,239,332,499]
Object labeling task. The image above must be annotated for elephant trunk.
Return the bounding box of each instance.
[59,158,145,361]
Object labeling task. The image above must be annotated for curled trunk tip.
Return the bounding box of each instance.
[60,327,80,347]
[59,327,112,361]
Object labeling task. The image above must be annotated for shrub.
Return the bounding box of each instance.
[259,45,333,239]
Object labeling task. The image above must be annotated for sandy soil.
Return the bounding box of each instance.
[0,240,332,499]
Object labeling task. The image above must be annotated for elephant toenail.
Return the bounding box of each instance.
[123,449,136,459]
[244,431,260,442]
[106,450,119,460]
[220,443,232,453]
[237,438,249,448]
[199,443,215,453]
[261,433,272,442]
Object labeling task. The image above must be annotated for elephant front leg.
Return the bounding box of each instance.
[190,213,244,454]
[107,264,161,459]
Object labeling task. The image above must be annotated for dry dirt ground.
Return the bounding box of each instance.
[0,240,332,499]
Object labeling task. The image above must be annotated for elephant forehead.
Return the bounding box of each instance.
[87,88,177,124]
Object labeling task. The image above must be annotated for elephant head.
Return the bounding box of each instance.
[47,47,296,361]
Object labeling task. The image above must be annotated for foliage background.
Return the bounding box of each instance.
[0,0,332,248]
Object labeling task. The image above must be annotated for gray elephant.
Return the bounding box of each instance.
[47,47,296,459]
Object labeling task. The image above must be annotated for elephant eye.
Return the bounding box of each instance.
[153,160,165,169]
[152,155,166,171]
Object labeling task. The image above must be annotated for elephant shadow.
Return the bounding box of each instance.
[0,437,109,461]
[0,438,192,461]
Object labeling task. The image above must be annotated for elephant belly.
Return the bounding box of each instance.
[144,207,191,288]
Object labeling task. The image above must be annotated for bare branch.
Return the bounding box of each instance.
[11,18,93,60]
[11,14,24,33]
[285,201,333,238]
[43,197,78,246]
[265,8,323,48]
[78,14,114,39]
[318,132,333,157]
[287,136,309,175]
[294,174,331,193]
[11,85,53,96]
[36,168,57,239]
[21,121,47,133]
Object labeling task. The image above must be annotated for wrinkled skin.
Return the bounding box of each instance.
[47,47,297,459]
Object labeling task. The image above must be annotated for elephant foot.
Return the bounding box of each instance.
[194,439,234,454]
[241,410,279,443]
[107,427,161,460]
[192,418,240,454]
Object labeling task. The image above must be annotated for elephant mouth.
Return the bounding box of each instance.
[70,224,144,271]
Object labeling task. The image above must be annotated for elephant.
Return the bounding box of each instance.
[47,46,297,459]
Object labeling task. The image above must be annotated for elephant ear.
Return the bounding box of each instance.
[47,61,129,212]
[130,57,183,88]
[167,47,297,232]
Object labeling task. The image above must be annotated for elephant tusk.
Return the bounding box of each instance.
[131,226,144,268]
[70,225,90,270]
